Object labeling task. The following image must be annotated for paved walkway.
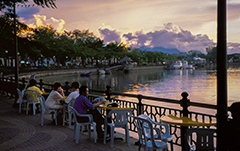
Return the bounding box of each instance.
[0,95,139,151]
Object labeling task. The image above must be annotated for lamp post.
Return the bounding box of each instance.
[13,0,19,88]
[5,50,8,67]
[216,0,227,150]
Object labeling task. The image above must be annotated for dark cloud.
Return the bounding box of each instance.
[98,28,121,43]
[17,7,41,20]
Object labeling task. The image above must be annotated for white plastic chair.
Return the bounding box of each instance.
[16,88,27,113]
[25,90,40,115]
[138,114,173,143]
[39,95,58,126]
[104,109,133,147]
[186,128,216,151]
[63,99,75,128]
[69,106,97,144]
[133,116,168,151]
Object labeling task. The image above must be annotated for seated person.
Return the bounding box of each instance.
[73,85,106,139]
[64,82,79,105]
[64,82,80,125]
[45,82,65,110]
[26,79,43,103]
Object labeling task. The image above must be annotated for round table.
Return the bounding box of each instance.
[160,115,216,151]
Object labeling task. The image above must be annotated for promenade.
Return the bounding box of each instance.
[0,95,139,151]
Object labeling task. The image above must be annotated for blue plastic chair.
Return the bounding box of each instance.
[39,95,58,126]
[17,88,27,113]
[63,99,75,128]
[186,128,216,151]
[138,114,173,143]
[25,90,40,115]
[134,116,168,151]
[69,106,97,144]
[104,109,133,147]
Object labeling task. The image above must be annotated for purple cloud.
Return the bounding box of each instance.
[122,23,217,53]
[98,28,121,44]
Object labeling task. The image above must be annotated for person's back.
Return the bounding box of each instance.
[26,79,42,103]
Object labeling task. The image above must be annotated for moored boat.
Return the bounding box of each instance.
[98,69,105,75]
[80,71,91,76]
[173,60,182,69]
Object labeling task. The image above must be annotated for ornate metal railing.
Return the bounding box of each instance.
[1,77,219,150]
[87,88,217,149]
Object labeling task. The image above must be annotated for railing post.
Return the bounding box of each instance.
[39,79,43,90]
[10,76,14,98]
[137,94,143,115]
[64,81,71,96]
[180,92,190,151]
[22,77,26,89]
[180,92,190,116]
[105,85,112,101]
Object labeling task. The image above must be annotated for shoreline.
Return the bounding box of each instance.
[16,65,165,79]
[6,62,240,79]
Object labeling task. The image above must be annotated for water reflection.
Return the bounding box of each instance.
[36,67,240,106]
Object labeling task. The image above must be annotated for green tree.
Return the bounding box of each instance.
[104,42,130,65]
[30,25,58,66]
[187,50,206,60]
[206,46,217,62]
[0,15,33,67]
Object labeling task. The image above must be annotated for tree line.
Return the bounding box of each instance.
[1,0,225,71]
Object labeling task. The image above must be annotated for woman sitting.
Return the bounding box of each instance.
[45,82,65,110]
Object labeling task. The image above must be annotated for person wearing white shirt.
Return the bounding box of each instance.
[65,82,80,104]
[63,82,80,126]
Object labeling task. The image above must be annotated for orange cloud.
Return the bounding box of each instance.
[28,14,66,33]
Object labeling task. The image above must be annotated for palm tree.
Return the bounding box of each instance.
[0,0,56,11]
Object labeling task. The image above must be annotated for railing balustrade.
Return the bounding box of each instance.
[0,77,219,150]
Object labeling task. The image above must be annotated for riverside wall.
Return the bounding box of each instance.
[17,65,165,79]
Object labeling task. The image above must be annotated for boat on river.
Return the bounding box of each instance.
[173,60,183,69]
[97,69,105,75]
[80,71,91,76]
[182,61,195,69]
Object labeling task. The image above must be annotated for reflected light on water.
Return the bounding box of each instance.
[36,67,240,109]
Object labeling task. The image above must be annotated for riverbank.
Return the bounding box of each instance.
[15,65,164,79]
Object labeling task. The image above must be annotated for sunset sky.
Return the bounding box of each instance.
[13,0,240,54]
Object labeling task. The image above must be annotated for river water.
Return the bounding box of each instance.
[35,66,240,109]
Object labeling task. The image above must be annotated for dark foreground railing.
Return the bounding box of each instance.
[1,77,220,150]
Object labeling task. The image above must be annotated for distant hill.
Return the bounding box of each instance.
[139,46,181,54]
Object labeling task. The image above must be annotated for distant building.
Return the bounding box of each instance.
[193,57,206,64]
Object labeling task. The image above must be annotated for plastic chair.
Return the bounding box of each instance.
[39,95,58,126]
[138,114,173,143]
[16,88,27,113]
[63,99,75,128]
[24,90,40,115]
[133,116,168,151]
[69,106,97,144]
[104,109,133,147]
[186,128,216,151]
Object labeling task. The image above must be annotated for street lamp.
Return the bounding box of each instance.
[5,50,8,67]
[13,0,19,88]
